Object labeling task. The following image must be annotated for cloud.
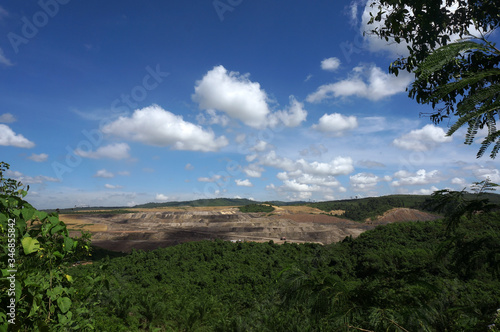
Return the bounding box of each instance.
[198,174,222,182]
[155,193,169,201]
[192,65,271,128]
[185,163,194,170]
[357,160,386,168]
[0,124,35,148]
[102,104,228,152]
[75,143,130,160]
[312,113,358,135]
[391,169,442,187]
[28,153,49,162]
[268,96,308,128]
[259,151,354,176]
[6,170,59,184]
[235,179,253,187]
[297,157,354,176]
[105,184,124,189]
[118,171,130,176]
[472,167,500,183]
[451,177,466,186]
[306,64,412,102]
[321,57,341,71]
[262,153,352,200]
[0,48,13,67]
[393,124,452,151]
[93,169,115,178]
[243,163,265,178]
[193,66,307,129]
[196,109,230,127]
[411,186,439,195]
[350,172,380,191]
[250,140,269,152]
[0,113,16,123]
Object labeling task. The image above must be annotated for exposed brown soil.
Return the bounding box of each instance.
[368,208,441,224]
[60,206,440,253]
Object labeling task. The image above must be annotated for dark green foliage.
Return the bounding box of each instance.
[238,204,275,213]
[309,195,431,221]
[70,212,500,331]
[133,198,258,208]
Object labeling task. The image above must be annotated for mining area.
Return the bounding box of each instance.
[61,206,441,252]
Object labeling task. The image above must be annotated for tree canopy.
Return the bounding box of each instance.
[369,0,500,158]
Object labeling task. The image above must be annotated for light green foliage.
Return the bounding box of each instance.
[0,162,97,331]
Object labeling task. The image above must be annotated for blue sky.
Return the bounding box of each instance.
[1,0,498,209]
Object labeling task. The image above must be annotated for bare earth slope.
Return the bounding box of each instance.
[61,207,441,252]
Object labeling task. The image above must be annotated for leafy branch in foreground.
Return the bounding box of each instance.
[369,0,500,158]
[426,179,499,232]
[0,162,98,331]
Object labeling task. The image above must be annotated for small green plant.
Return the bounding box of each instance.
[0,162,98,331]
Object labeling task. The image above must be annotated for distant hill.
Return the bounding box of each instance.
[308,193,500,222]
[53,193,500,216]
[133,198,258,208]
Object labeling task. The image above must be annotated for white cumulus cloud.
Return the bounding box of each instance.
[102,104,228,152]
[391,169,442,187]
[393,124,452,151]
[312,113,358,135]
[321,57,341,71]
[306,64,412,102]
[0,124,35,148]
[6,170,59,184]
[350,173,380,191]
[155,194,169,201]
[75,143,130,160]
[192,65,271,128]
[235,179,253,187]
[268,96,308,128]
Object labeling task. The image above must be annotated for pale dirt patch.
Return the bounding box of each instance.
[59,214,108,232]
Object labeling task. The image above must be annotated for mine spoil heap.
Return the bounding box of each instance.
[66,207,438,252]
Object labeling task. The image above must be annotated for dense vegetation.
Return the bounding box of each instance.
[238,204,275,213]
[309,195,431,221]
[69,212,500,331]
[133,198,258,209]
[309,193,500,222]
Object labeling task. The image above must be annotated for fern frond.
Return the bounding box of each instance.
[478,130,500,158]
[424,69,500,104]
[447,100,500,136]
[416,40,490,81]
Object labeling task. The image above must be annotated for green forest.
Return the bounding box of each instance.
[68,212,500,331]
[1,161,500,331]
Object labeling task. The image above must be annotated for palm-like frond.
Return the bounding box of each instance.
[412,39,500,158]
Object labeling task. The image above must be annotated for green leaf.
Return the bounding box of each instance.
[50,224,65,235]
[63,237,74,253]
[57,297,72,314]
[52,251,64,258]
[34,211,48,221]
[21,206,36,221]
[21,237,40,255]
